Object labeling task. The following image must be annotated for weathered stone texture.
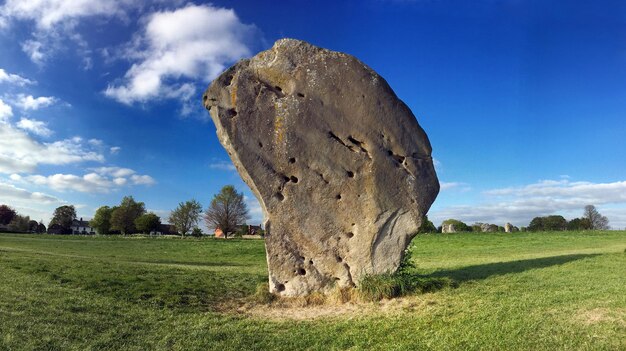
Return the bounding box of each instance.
[203,39,439,296]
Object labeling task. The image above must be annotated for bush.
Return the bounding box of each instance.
[190,227,203,237]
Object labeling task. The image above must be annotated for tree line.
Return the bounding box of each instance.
[0,204,46,233]
[417,205,610,233]
[0,185,251,237]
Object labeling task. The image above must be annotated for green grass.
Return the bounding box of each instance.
[0,231,625,350]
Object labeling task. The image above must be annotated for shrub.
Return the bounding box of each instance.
[190,227,203,237]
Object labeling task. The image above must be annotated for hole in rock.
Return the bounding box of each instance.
[297,268,306,275]
[224,74,234,86]
[346,171,354,178]
[281,175,290,183]
[336,194,342,200]
[346,232,354,238]
[259,142,263,148]
[290,176,299,183]
[309,259,314,265]
[347,136,361,146]
[223,108,237,118]
[351,223,356,226]
[334,277,341,281]
[288,157,296,164]
[275,192,285,201]
[275,86,283,92]
[336,256,343,262]
[276,284,285,292]
[297,93,305,97]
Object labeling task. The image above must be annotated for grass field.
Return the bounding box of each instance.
[0,231,625,350]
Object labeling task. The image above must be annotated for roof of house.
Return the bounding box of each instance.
[71,219,90,227]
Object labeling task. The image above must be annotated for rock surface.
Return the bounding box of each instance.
[442,224,456,233]
[203,39,439,296]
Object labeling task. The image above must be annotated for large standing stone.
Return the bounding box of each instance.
[442,224,456,233]
[203,39,439,296]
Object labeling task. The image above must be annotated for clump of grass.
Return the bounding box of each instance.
[357,247,456,301]
[358,273,402,301]
[327,286,358,304]
[357,273,455,302]
[303,291,326,306]
[252,282,275,304]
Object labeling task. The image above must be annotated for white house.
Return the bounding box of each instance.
[70,218,95,235]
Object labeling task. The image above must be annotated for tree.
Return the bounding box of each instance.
[49,205,76,233]
[528,215,567,231]
[204,185,249,238]
[528,217,544,231]
[111,196,145,235]
[37,221,46,234]
[584,205,609,230]
[135,213,161,234]
[0,204,17,225]
[28,220,38,232]
[567,217,591,231]
[8,215,30,232]
[169,200,202,236]
[191,227,203,237]
[417,215,437,233]
[90,206,114,234]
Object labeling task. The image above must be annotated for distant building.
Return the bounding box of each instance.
[237,224,262,235]
[71,218,95,235]
[214,228,225,238]
[150,224,176,235]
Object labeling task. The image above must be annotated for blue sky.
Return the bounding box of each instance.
[0,0,625,229]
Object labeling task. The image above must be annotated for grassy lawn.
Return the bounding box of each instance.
[0,231,624,350]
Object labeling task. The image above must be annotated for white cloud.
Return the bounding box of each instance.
[88,138,103,146]
[0,181,63,204]
[243,195,264,226]
[14,166,155,193]
[0,122,104,173]
[430,178,626,228]
[15,94,57,110]
[433,158,441,172]
[0,68,35,86]
[91,166,136,178]
[110,146,121,154]
[105,4,255,106]
[130,174,156,185]
[1,0,136,65]
[484,179,626,204]
[0,99,13,122]
[440,181,470,191]
[208,160,236,171]
[16,117,53,137]
[21,40,46,65]
[0,0,129,30]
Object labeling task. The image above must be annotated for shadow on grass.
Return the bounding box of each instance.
[426,253,599,283]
